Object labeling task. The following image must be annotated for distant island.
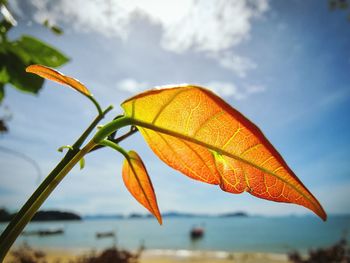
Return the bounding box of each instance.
[31,210,81,221]
[83,211,250,220]
[0,208,81,222]
[161,211,248,218]
[219,212,248,217]
[1,208,249,222]
[84,214,124,220]
[0,208,12,222]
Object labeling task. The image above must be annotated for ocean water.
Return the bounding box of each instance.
[1,216,349,253]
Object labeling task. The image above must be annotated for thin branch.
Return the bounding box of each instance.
[114,125,138,144]
[89,126,138,153]
[72,105,113,150]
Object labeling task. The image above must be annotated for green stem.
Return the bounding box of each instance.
[93,116,133,143]
[99,139,129,158]
[0,108,128,261]
[73,105,113,149]
[87,95,103,116]
[89,126,138,153]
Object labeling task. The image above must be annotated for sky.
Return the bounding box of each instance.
[1,0,350,219]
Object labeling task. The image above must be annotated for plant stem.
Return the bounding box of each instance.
[73,105,113,150]
[100,139,129,158]
[113,126,138,144]
[93,116,132,143]
[89,126,138,153]
[0,107,126,261]
[87,95,103,116]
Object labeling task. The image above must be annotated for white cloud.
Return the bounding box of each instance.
[206,81,265,100]
[116,78,149,93]
[245,84,266,94]
[209,52,257,77]
[19,0,269,77]
[117,78,265,100]
[156,0,269,53]
[205,81,241,99]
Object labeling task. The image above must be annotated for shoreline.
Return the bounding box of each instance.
[5,247,290,263]
[141,249,289,262]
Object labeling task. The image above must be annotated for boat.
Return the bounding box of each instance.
[96,231,115,239]
[22,228,64,236]
[190,227,204,239]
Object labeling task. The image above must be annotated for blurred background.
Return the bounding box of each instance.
[0,0,350,262]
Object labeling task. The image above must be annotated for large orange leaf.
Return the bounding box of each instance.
[122,150,162,224]
[121,85,327,221]
[26,65,91,96]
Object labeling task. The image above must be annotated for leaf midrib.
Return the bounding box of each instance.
[126,156,160,223]
[130,118,323,216]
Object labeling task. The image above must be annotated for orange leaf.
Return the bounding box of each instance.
[121,85,327,221]
[26,64,91,96]
[122,150,162,224]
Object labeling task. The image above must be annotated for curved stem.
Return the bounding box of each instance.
[99,139,129,158]
[73,105,113,149]
[113,126,138,144]
[87,95,103,116]
[89,126,138,153]
[93,116,133,143]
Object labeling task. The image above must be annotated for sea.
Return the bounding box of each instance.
[1,215,349,254]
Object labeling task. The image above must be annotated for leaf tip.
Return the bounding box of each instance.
[25,64,92,96]
[25,64,38,74]
[155,213,163,225]
[317,205,327,222]
[302,191,327,221]
[79,157,85,170]
[122,150,162,225]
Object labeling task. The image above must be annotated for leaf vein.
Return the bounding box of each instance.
[152,89,188,124]
[132,119,321,213]
[157,133,208,182]
[192,110,225,138]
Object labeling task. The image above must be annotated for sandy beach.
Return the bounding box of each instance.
[4,248,290,263]
[140,249,289,263]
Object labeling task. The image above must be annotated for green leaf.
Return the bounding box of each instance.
[0,65,9,83]
[0,118,8,133]
[0,84,4,104]
[9,35,69,67]
[0,19,12,35]
[0,52,44,94]
[43,19,63,35]
[57,145,73,152]
[79,157,85,170]
[50,26,63,35]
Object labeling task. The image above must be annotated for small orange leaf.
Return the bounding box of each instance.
[26,64,91,96]
[121,85,327,221]
[122,150,162,224]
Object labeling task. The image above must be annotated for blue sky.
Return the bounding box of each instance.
[1,0,350,218]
